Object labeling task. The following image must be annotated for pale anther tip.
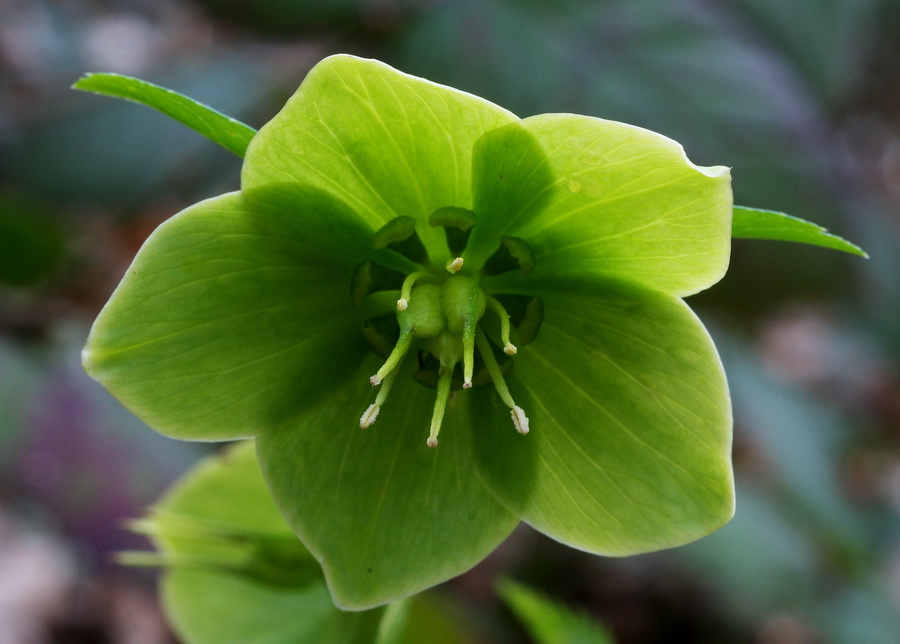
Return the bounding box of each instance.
[446,257,464,273]
[359,404,380,429]
[369,375,381,386]
[504,343,518,355]
[396,298,408,311]
[511,405,530,435]
[463,380,473,389]
[426,437,438,448]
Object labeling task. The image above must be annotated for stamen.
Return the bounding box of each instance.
[427,364,454,448]
[511,406,530,435]
[462,322,475,388]
[486,296,517,355]
[370,328,413,386]
[360,366,400,428]
[445,257,464,273]
[397,271,431,311]
[359,404,380,428]
[474,333,530,436]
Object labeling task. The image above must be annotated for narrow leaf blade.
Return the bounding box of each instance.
[733,206,867,257]
[72,72,257,157]
[498,579,614,644]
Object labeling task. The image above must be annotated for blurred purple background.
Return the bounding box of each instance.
[1,0,899,642]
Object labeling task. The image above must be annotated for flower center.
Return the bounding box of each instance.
[353,211,542,447]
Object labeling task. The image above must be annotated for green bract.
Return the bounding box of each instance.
[83,55,734,610]
[133,441,389,643]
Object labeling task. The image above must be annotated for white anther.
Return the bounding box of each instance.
[369,374,382,386]
[511,406,530,435]
[503,342,517,355]
[446,257,464,273]
[463,380,472,389]
[397,298,408,311]
[426,437,438,448]
[360,404,380,429]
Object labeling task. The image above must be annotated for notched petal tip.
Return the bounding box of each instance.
[80,346,95,373]
[696,163,731,178]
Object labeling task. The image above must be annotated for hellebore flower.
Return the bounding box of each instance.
[83,55,734,610]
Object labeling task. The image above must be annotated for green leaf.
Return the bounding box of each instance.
[472,282,734,555]
[376,594,469,644]
[468,114,732,297]
[257,357,519,610]
[148,441,386,644]
[497,579,614,644]
[242,54,518,259]
[733,206,868,257]
[82,187,375,440]
[72,72,257,157]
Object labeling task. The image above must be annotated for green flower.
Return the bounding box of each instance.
[83,55,734,610]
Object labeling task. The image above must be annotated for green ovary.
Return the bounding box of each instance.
[359,226,532,447]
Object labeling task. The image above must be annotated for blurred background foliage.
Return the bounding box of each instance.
[1,0,899,642]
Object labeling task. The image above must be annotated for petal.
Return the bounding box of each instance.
[468,115,732,296]
[257,358,519,611]
[472,284,734,554]
[242,54,518,257]
[150,442,386,644]
[83,188,373,440]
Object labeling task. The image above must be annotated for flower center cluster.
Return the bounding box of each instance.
[353,209,541,447]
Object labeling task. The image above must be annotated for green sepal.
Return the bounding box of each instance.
[469,115,732,297]
[472,282,734,555]
[82,187,373,440]
[257,358,519,611]
[241,54,518,258]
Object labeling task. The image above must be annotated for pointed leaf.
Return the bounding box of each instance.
[733,206,867,257]
[497,579,614,644]
[73,72,257,157]
[83,187,374,440]
[242,54,517,256]
[257,358,519,610]
[473,283,734,554]
[469,115,732,296]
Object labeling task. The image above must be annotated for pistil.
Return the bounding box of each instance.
[441,276,486,389]
[396,271,432,311]
[425,330,462,447]
[359,231,538,446]
[369,329,412,386]
[486,295,518,355]
[427,365,453,448]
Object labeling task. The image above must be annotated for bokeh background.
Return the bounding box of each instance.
[2,0,899,642]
